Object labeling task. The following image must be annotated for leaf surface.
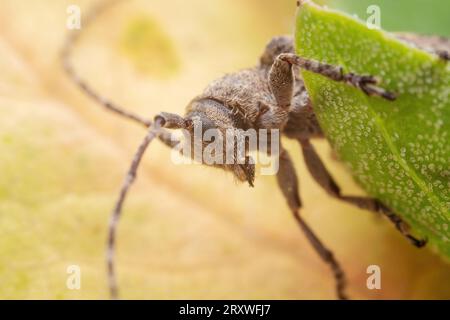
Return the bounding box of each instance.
[296,1,450,257]
[0,0,450,299]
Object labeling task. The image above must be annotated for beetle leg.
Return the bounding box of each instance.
[394,33,450,62]
[436,50,450,61]
[258,58,295,129]
[277,147,348,300]
[378,206,428,248]
[277,53,397,101]
[299,139,427,248]
[269,54,295,109]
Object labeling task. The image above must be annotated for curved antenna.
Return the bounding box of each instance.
[61,1,185,299]
[61,0,152,127]
[107,113,185,299]
[107,116,166,299]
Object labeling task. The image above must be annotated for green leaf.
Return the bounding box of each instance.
[295,2,450,258]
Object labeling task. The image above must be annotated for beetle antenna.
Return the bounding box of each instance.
[61,0,152,128]
[107,116,166,299]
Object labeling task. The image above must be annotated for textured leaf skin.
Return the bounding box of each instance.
[295,2,450,258]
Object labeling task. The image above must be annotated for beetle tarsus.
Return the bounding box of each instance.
[437,50,449,61]
[343,73,397,101]
[381,208,428,248]
[408,236,428,248]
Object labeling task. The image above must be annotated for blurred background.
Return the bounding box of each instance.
[0,0,449,299]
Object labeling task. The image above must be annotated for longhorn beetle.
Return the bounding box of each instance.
[61,0,449,299]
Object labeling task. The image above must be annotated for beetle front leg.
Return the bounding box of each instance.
[269,55,295,108]
[277,147,348,300]
[299,139,427,248]
[258,57,295,128]
[277,53,397,101]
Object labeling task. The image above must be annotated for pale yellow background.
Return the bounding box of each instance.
[0,0,449,299]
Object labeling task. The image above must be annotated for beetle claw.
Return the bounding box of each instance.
[437,50,449,62]
[408,236,428,248]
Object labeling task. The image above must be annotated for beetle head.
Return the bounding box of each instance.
[158,98,255,187]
